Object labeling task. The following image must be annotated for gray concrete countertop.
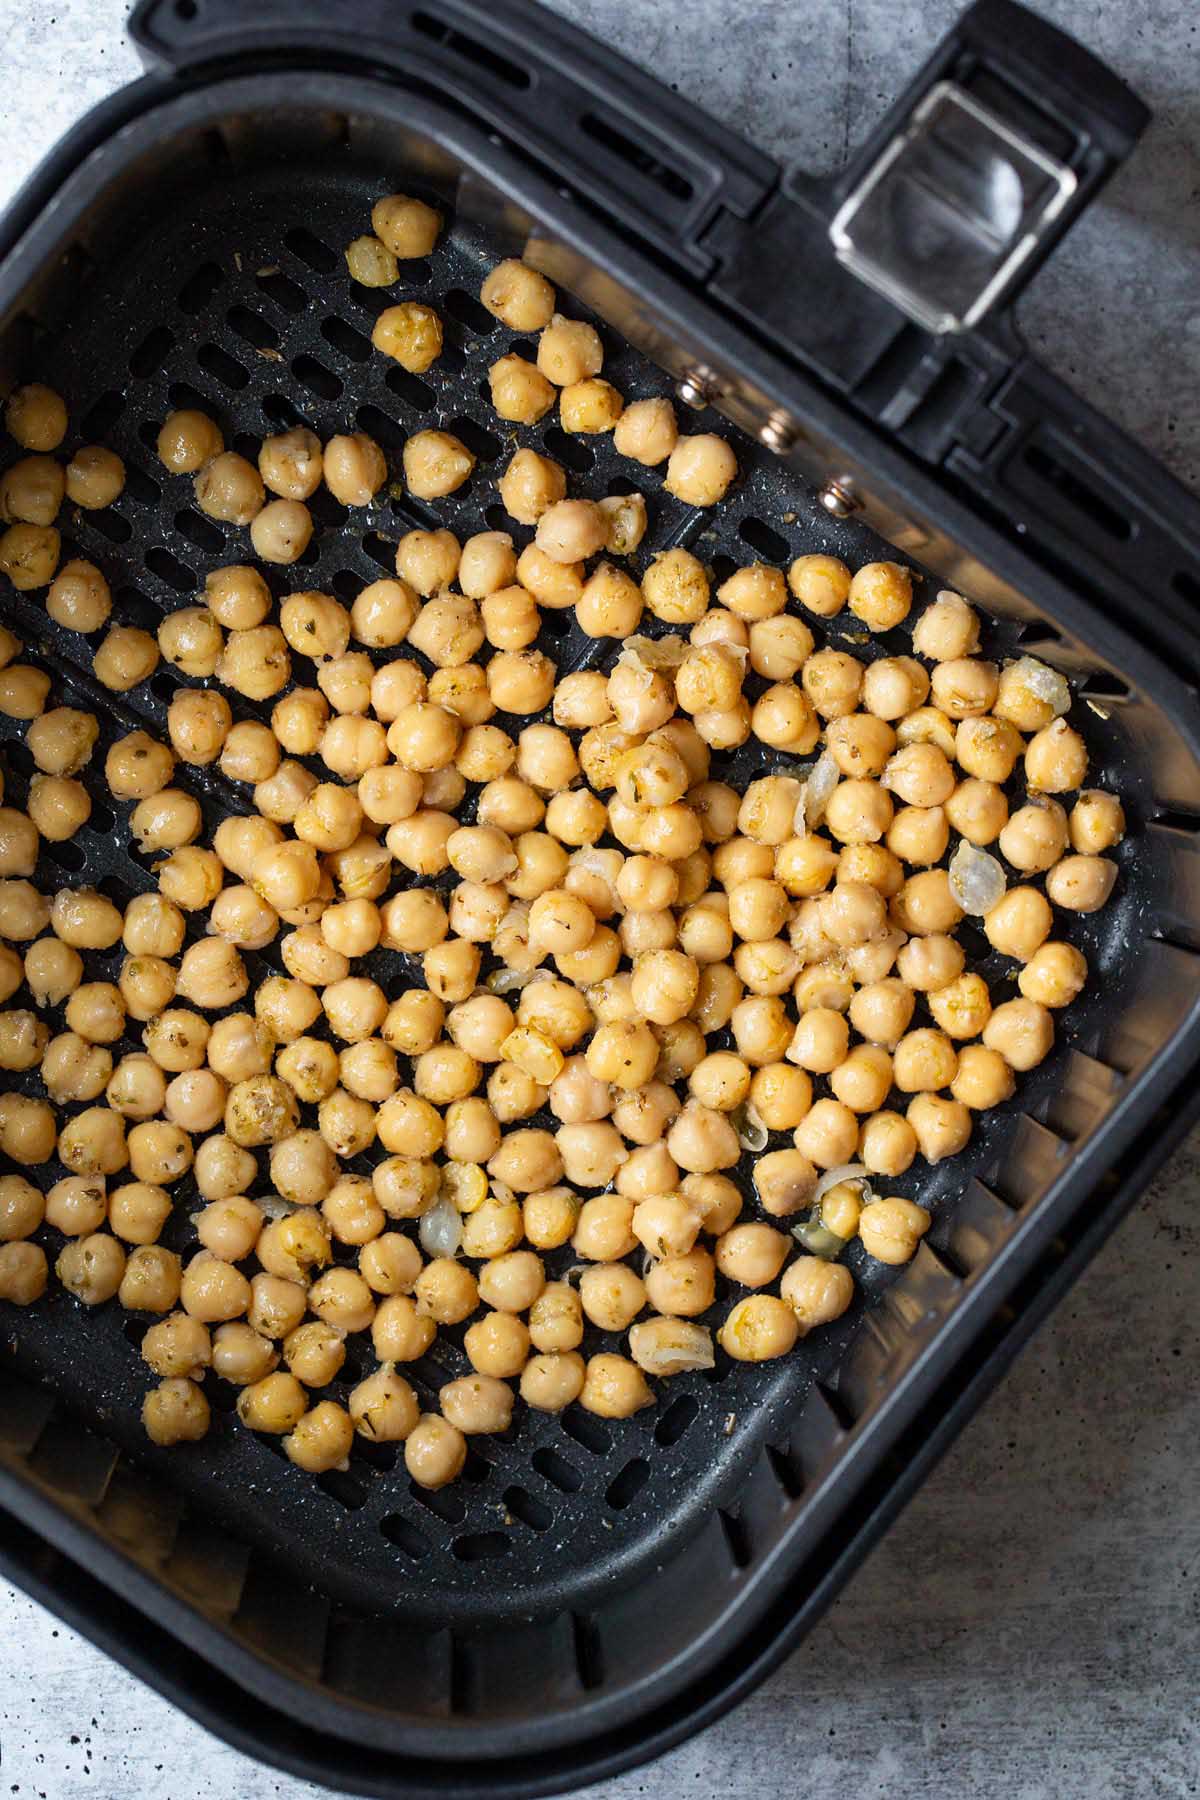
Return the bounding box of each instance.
[1,3,1198,1796]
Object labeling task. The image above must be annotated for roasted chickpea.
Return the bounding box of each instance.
[858,1196,931,1264]
[403,429,475,499]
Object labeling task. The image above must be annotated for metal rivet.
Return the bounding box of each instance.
[676,367,721,410]
[818,479,860,518]
[760,412,797,454]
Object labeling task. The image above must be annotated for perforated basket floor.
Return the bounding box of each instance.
[0,134,1174,1668]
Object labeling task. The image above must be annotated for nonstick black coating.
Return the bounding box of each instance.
[0,148,1147,1625]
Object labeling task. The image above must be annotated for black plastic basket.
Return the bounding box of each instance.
[1,2,1199,1794]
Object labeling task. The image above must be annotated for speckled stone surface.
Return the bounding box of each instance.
[0,3,1198,1797]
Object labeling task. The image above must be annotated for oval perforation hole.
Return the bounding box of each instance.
[307,488,349,530]
[45,838,86,872]
[503,1485,552,1531]
[96,873,135,909]
[738,515,790,563]
[411,1481,466,1523]
[362,533,397,573]
[256,267,308,314]
[261,391,307,429]
[149,672,177,703]
[174,508,225,554]
[202,1374,239,1416]
[168,380,218,415]
[85,801,115,836]
[605,1457,649,1510]
[81,391,126,439]
[121,1317,148,1350]
[85,509,132,544]
[227,306,279,351]
[316,1468,369,1510]
[443,288,496,335]
[145,547,197,593]
[711,553,738,586]
[285,228,338,273]
[197,343,250,392]
[122,464,162,507]
[114,585,163,629]
[383,366,435,412]
[483,503,512,533]
[560,1407,611,1456]
[531,1445,583,1493]
[542,425,592,473]
[653,1392,699,1446]
[380,1511,430,1559]
[178,262,223,314]
[446,415,502,463]
[321,316,372,363]
[292,354,343,401]
[451,1531,510,1562]
[331,570,362,602]
[129,325,175,379]
[356,403,407,454]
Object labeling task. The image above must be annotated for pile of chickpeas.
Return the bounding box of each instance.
[0,190,1123,1493]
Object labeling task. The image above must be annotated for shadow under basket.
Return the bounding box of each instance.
[1,25,1200,1800]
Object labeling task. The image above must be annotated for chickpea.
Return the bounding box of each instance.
[1070,790,1125,854]
[93,624,158,692]
[119,1244,181,1314]
[663,434,737,506]
[41,1032,110,1104]
[781,1256,855,1334]
[982,995,1055,1071]
[195,1195,262,1263]
[403,429,475,499]
[248,1273,307,1340]
[371,1294,435,1363]
[993,657,1071,731]
[284,1402,355,1473]
[154,408,223,475]
[225,1073,299,1146]
[906,1092,971,1163]
[46,558,111,632]
[108,1180,173,1246]
[858,1196,931,1264]
[513,1350,583,1413]
[950,1043,1015,1110]
[983,886,1052,962]
[143,1378,210,1446]
[194,450,263,523]
[5,382,67,451]
[857,1109,917,1177]
[793,1097,859,1169]
[249,497,313,564]
[1017,940,1087,1009]
[142,1313,213,1381]
[237,1371,308,1434]
[862,656,929,721]
[405,1412,468,1489]
[345,1367,419,1445]
[194,1134,256,1201]
[0,1239,47,1304]
[366,189,440,256]
[824,780,893,845]
[955,714,1023,784]
[57,1231,125,1305]
[414,1258,478,1325]
[217,624,291,702]
[284,1320,346,1389]
[718,1294,799,1362]
[1046,854,1117,913]
[585,1019,657,1091]
[829,1042,894,1113]
[22,938,77,1008]
[0,879,49,941]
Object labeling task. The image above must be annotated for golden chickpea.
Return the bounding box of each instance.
[663,433,737,506]
[142,1377,209,1446]
[471,246,554,319]
[906,1092,971,1162]
[952,715,1020,785]
[284,1401,355,1473]
[858,1110,918,1177]
[143,1313,213,1381]
[217,624,291,703]
[345,1367,419,1445]
[403,429,475,499]
[178,1248,250,1323]
[1068,789,1124,853]
[225,1073,299,1147]
[370,189,440,255]
[981,995,1055,1071]
[828,1042,893,1113]
[950,1043,1015,1110]
[192,1134,255,1203]
[370,297,443,372]
[249,497,313,565]
[983,886,1052,961]
[858,1196,931,1264]
[793,1097,859,1170]
[1017,940,1087,1009]
[152,408,222,476]
[118,1243,182,1314]
[236,1370,308,1434]
[715,1294,796,1362]
[404,1411,467,1489]
[370,1292,436,1363]
[281,1320,345,1390]
[247,1273,308,1340]
[192,449,263,523]
[93,624,158,692]
[781,1256,855,1335]
[1046,854,1117,913]
[5,382,66,451]
[0,1239,47,1305]
[993,657,1071,731]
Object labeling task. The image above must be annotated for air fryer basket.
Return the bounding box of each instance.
[2,4,1200,1795]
